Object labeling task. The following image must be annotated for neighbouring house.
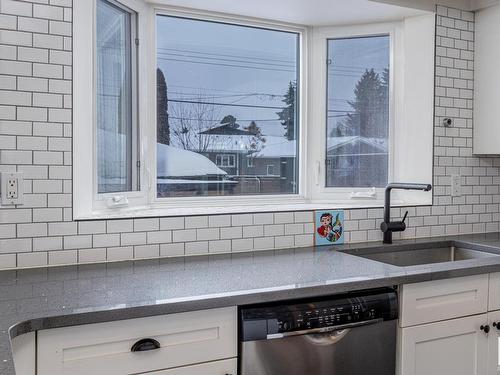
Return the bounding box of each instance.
[156,143,236,197]
[326,136,388,188]
[197,124,297,195]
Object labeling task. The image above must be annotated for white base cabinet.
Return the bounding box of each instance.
[398,314,488,375]
[487,310,500,375]
[148,358,237,375]
[37,307,237,375]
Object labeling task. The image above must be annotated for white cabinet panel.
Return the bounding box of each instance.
[488,310,500,375]
[489,273,500,311]
[37,307,237,375]
[11,332,35,375]
[398,314,488,375]
[148,358,237,375]
[400,274,489,327]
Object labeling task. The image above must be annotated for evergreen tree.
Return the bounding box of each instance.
[221,115,238,128]
[339,68,388,138]
[244,121,266,155]
[157,68,170,145]
[277,81,296,140]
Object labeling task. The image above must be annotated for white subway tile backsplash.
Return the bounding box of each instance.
[48,249,76,265]
[63,235,91,249]
[17,252,47,268]
[134,244,159,259]
[209,239,231,253]
[78,247,106,263]
[107,246,133,261]
[253,237,274,250]
[0,253,16,269]
[185,241,208,255]
[160,217,184,230]
[133,218,159,232]
[231,214,253,226]
[121,232,146,246]
[146,230,172,244]
[160,243,184,257]
[1,5,500,268]
[92,233,120,248]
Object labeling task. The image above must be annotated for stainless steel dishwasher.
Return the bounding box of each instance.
[240,288,398,375]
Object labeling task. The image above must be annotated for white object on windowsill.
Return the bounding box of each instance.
[106,196,130,209]
[349,187,377,199]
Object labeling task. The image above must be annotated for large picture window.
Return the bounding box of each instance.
[155,15,300,198]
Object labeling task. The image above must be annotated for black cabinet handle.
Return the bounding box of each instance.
[493,322,500,330]
[131,338,161,352]
[480,325,490,334]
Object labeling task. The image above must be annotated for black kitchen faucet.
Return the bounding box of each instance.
[381,183,432,244]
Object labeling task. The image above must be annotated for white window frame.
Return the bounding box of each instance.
[307,16,434,208]
[147,7,309,214]
[74,0,434,220]
[74,0,151,219]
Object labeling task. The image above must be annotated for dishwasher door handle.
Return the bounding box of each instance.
[266,318,383,339]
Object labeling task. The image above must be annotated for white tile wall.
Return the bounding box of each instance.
[0,3,497,270]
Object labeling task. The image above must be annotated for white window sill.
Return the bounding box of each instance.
[74,197,432,220]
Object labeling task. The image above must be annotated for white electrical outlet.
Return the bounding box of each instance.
[451,174,461,197]
[1,172,24,206]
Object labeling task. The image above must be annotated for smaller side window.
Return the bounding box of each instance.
[325,35,390,189]
[96,0,138,194]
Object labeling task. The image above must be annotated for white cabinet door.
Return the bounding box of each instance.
[398,314,488,375]
[488,310,500,375]
[147,358,237,375]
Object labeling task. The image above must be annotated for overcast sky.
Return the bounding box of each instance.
[156,15,389,139]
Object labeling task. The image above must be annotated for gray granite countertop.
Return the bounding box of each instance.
[4,233,500,374]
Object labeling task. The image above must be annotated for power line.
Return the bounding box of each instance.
[168,98,287,110]
[169,116,281,122]
[157,50,296,69]
[157,47,295,64]
[157,57,295,73]
[169,98,353,113]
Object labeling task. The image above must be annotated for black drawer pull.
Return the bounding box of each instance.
[131,338,161,352]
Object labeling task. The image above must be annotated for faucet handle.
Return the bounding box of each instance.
[402,211,408,223]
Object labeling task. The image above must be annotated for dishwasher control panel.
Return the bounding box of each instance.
[240,288,398,341]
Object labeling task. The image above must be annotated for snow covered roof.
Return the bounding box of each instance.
[252,136,297,158]
[327,136,388,153]
[198,134,297,158]
[157,143,227,177]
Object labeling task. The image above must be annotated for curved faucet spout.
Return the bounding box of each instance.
[382,183,432,244]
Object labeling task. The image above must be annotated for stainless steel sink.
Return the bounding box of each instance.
[348,246,499,267]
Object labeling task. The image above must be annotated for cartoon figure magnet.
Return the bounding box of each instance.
[314,210,344,245]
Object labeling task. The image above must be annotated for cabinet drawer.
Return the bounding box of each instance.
[489,272,500,311]
[400,274,488,327]
[148,358,237,375]
[37,307,237,375]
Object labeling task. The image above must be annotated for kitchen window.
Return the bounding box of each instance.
[73,1,434,219]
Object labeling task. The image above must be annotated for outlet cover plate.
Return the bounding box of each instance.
[451,174,461,197]
[1,172,24,206]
